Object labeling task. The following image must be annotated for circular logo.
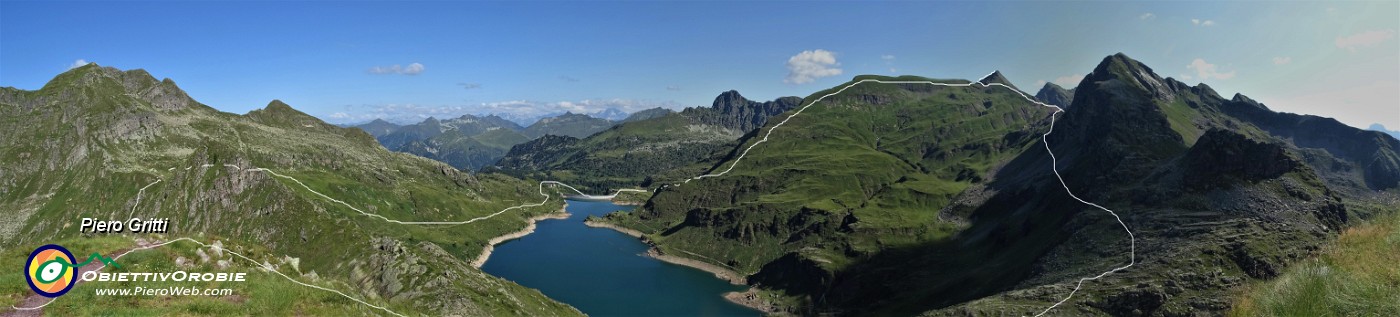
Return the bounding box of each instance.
[25,244,77,298]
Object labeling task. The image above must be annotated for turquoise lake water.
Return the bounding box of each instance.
[481,200,759,316]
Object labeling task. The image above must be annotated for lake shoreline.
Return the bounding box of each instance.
[472,204,570,268]
[583,219,779,313]
[723,288,784,315]
[582,219,747,285]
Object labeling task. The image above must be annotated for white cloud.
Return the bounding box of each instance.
[1202,20,1215,26]
[1191,19,1214,26]
[881,54,896,61]
[1335,29,1396,52]
[784,49,843,84]
[368,62,425,75]
[1051,74,1084,87]
[1139,13,1155,20]
[1272,56,1292,65]
[402,63,424,75]
[1187,58,1236,80]
[68,59,91,69]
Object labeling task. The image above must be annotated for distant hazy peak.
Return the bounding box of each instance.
[1034,82,1075,108]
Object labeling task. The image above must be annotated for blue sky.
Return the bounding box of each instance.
[2,1,1396,129]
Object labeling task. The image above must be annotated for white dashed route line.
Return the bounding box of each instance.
[126,178,162,218]
[680,76,1136,316]
[20,75,1131,316]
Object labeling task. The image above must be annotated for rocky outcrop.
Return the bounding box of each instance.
[702,90,803,131]
[1182,129,1301,188]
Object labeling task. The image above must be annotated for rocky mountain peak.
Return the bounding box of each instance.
[977,70,1018,90]
[44,63,198,111]
[1034,82,1075,108]
[693,90,800,131]
[1231,93,1268,110]
[711,90,751,111]
[1085,53,1176,101]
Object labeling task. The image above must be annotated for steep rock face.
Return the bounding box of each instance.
[697,90,803,131]
[1047,53,1191,191]
[1182,129,1300,188]
[934,53,1376,316]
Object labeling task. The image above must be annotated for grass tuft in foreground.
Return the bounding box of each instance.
[1230,211,1400,316]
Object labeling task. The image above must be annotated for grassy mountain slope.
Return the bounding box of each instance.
[597,54,1400,315]
[1229,203,1400,316]
[521,112,614,139]
[369,115,533,171]
[596,74,1058,313]
[0,64,578,315]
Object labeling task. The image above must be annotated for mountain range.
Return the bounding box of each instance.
[0,64,579,315]
[491,90,801,193]
[357,111,618,171]
[575,53,1400,315]
[4,53,1396,316]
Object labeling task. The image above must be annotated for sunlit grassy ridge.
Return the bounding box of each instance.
[591,75,1058,314]
[0,64,579,315]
